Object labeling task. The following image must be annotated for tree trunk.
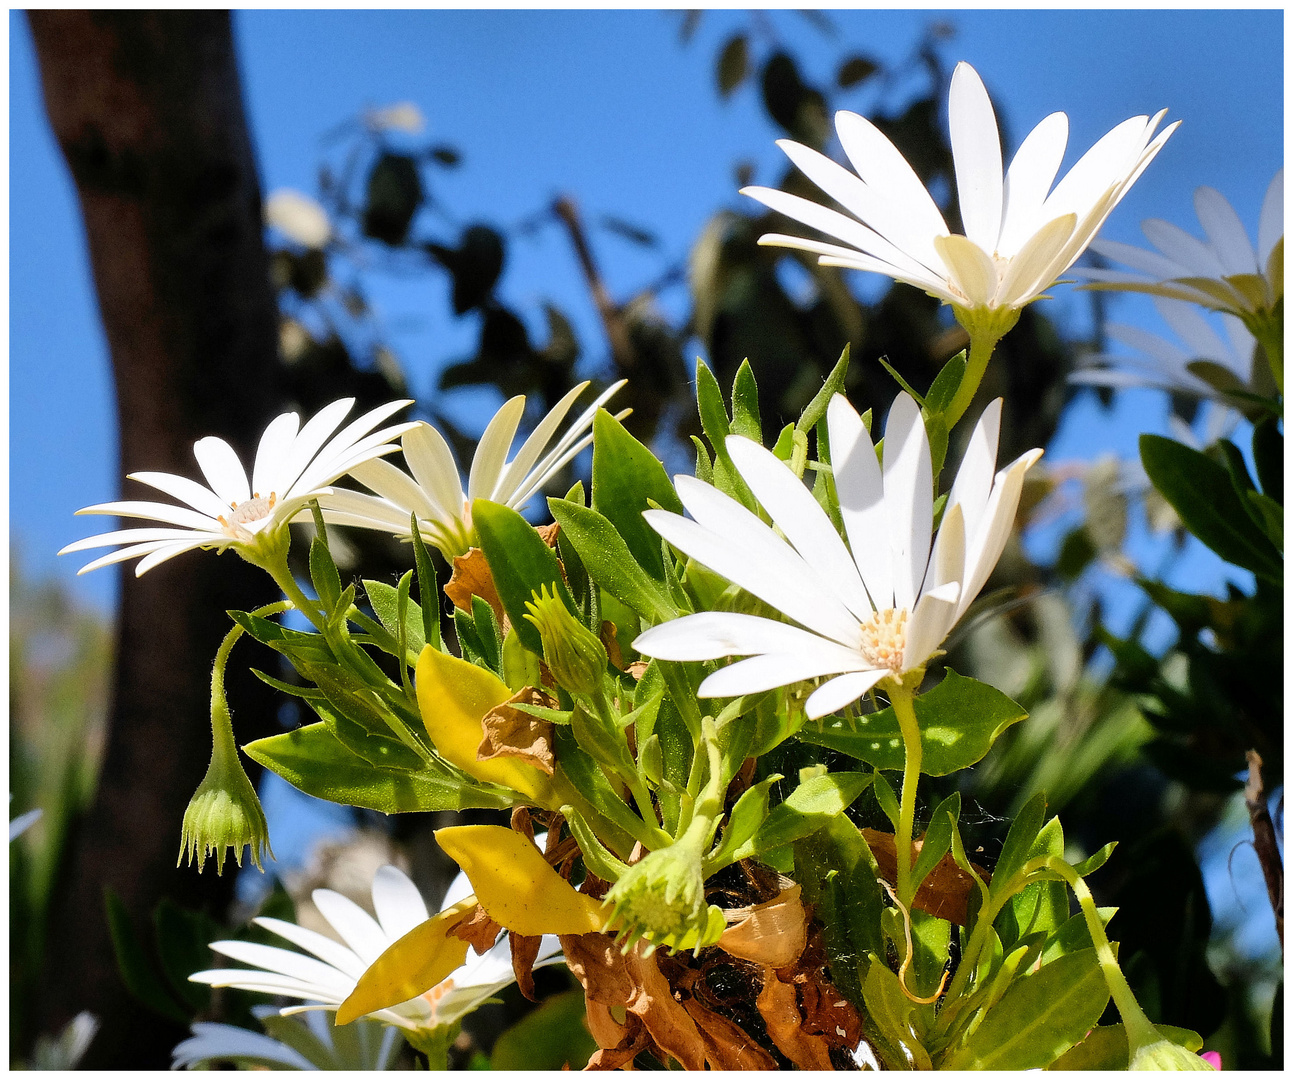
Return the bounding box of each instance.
[27,12,283,1067]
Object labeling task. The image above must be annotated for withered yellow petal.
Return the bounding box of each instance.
[416,646,552,802]
[436,824,607,936]
[335,897,476,1025]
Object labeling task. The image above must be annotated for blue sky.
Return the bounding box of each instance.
[9,7,1283,953]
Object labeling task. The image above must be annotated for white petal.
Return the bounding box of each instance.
[998,112,1069,257]
[1194,186,1257,275]
[996,212,1076,308]
[401,422,467,520]
[311,889,390,965]
[293,404,416,495]
[902,581,961,672]
[126,471,230,520]
[275,398,356,494]
[1140,219,1226,278]
[949,62,1004,253]
[134,542,209,576]
[59,526,213,554]
[946,398,1002,545]
[467,396,526,501]
[828,395,891,609]
[881,394,933,613]
[804,669,888,719]
[725,436,871,620]
[254,916,368,982]
[923,500,966,599]
[348,456,444,521]
[371,865,429,941]
[74,498,224,532]
[172,1022,315,1071]
[957,448,1043,623]
[1257,169,1283,266]
[834,113,952,273]
[192,437,250,507]
[508,381,626,510]
[634,612,862,671]
[73,539,211,576]
[698,651,867,698]
[933,234,997,307]
[1086,237,1186,279]
[250,411,302,496]
[1156,297,1236,368]
[1042,114,1153,222]
[441,869,475,910]
[187,968,343,1004]
[317,490,419,536]
[756,233,953,296]
[206,940,352,995]
[492,381,589,503]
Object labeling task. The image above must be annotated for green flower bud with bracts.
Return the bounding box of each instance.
[523,583,607,697]
[603,832,725,957]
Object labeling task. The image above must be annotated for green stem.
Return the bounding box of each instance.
[1044,856,1156,1049]
[889,682,922,909]
[944,305,1022,429]
[1248,308,1284,398]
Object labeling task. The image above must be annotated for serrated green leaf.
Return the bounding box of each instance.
[798,670,1028,775]
[244,723,512,813]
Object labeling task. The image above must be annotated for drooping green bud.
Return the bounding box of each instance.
[178,618,275,874]
[1129,1030,1215,1071]
[604,832,725,956]
[523,584,606,696]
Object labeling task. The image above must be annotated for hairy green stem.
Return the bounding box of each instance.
[945,305,1021,428]
[890,682,923,909]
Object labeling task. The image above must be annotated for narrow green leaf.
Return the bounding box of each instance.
[707,774,781,871]
[105,889,191,1025]
[797,344,850,434]
[911,792,960,894]
[1040,907,1116,965]
[695,357,731,449]
[798,670,1028,775]
[992,793,1048,896]
[736,772,872,860]
[691,435,714,485]
[925,349,967,415]
[875,354,925,405]
[471,594,502,672]
[410,515,442,651]
[872,770,900,831]
[309,535,342,615]
[730,359,761,440]
[1251,416,1282,503]
[365,578,427,659]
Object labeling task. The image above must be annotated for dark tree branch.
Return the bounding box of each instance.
[1244,750,1283,954]
[28,12,283,1066]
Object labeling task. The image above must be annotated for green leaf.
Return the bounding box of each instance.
[1048,1024,1202,1071]
[798,670,1028,775]
[716,33,750,98]
[992,792,1049,896]
[911,792,960,894]
[410,517,442,651]
[999,814,1066,948]
[472,595,502,671]
[491,989,597,1070]
[105,888,190,1025]
[872,770,900,831]
[691,435,714,485]
[562,802,630,882]
[942,948,1110,1070]
[707,775,781,871]
[695,357,731,448]
[797,345,850,435]
[1139,434,1282,582]
[1040,907,1116,965]
[1247,490,1283,551]
[736,771,872,860]
[472,499,576,655]
[244,723,512,813]
[552,727,656,853]
[309,535,342,616]
[864,961,933,1069]
[925,350,968,415]
[1071,841,1117,878]
[591,410,683,581]
[548,498,679,622]
[910,909,952,999]
[1251,416,1282,503]
[153,899,223,1012]
[876,354,925,405]
[365,578,426,660]
[730,359,761,440]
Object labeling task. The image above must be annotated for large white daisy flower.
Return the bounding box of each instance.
[742,61,1176,316]
[1077,169,1284,322]
[633,393,1042,719]
[189,863,562,1034]
[318,379,626,558]
[59,398,415,577]
[1071,295,1256,400]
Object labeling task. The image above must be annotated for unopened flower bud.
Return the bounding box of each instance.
[605,835,724,955]
[178,745,273,874]
[1129,1031,1216,1071]
[523,584,606,696]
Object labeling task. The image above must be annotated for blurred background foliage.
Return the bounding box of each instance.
[10,9,1280,1069]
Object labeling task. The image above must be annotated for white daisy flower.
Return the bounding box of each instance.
[633,392,1042,719]
[1077,169,1284,323]
[318,380,627,559]
[59,398,416,577]
[189,863,562,1035]
[173,1007,401,1071]
[742,61,1176,318]
[1071,295,1256,400]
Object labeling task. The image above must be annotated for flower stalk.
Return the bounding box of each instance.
[887,676,924,909]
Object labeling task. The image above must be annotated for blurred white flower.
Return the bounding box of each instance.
[743,61,1176,316]
[1078,170,1284,322]
[190,862,561,1035]
[28,1011,98,1070]
[60,398,415,576]
[634,393,1042,718]
[1071,295,1256,403]
[365,101,426,135]
[266,189,332,250]
[320,380,626,559]
[9,794,41,842]
[173,1006,400,1071]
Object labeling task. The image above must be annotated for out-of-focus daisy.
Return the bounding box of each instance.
[60,398,415,577]
[266,189,332,250]
[1071,295,1256,403]
[742,62,1175,350]
[173,1007,400,1071]
[189,863,561,1036]
[634,392,1042,718]
[319,380,626,559]
[364,101,426,135]
[1078,170,1283,327]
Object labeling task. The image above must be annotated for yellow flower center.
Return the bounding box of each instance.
[858,607,908,672]
[217,492,277,538]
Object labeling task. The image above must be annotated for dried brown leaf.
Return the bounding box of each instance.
[625,660,650,680]
[449,904,502,956]
[536,522,561,548]
[682,998,778,1070]
[599,620,624,670]
[445,547,504,622]
[719,884,808,969]
[510,931,543,1001]
[862,827,990,926]
[478,687,558,775]
[756,968,834,1070]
